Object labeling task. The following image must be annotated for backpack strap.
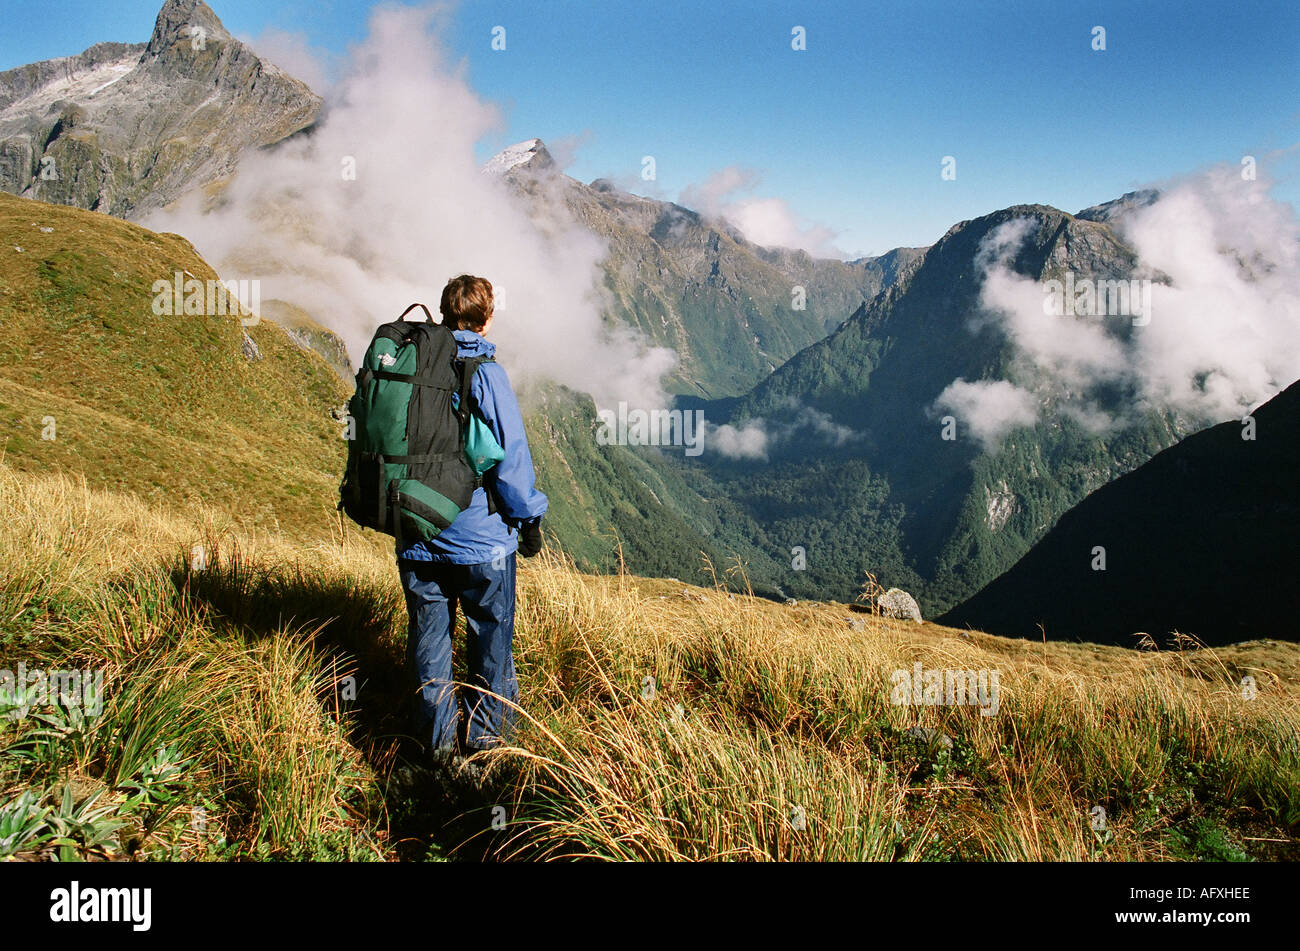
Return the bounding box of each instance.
[454,356,489,427]
[453,355,503,517]
[369,369,453,389]
[383,450,463,465]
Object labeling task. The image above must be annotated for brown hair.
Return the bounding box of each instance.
[439,274,494,331]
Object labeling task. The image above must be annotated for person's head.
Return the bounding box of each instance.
[439,274,495,335]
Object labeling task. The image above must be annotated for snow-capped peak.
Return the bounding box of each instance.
[482,138,554,176]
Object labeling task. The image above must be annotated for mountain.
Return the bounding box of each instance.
[4,5,1276,631]
[0,0,320,218]
[2,152,1296,866]
[677,203,1199,613]
[1075,188,1160,225]
[487,138,924,397]
[939,381,1300,646]
[0,0,920,403]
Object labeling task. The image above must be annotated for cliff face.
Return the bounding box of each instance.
[0,0,321,219]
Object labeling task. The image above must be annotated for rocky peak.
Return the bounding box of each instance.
[147,0,231,56]
[0,0,321,218]
[482,138,556,177]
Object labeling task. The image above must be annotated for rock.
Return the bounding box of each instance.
[877,588,922,622]
[784,598,798,607]
[240,330,261,361]
[906,726,953,750]
[481,138,556,178]
[845,616,867,631]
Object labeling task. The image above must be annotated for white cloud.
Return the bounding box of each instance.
[679,166,845,258]
[148,5,674,411]
[706,399,862,459]
[961,165,1300,434]
[708,420,770,460]
[934,378,1040,450]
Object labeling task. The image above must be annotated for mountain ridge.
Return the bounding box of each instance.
[680,201,1199,613]
[488,136,926,397]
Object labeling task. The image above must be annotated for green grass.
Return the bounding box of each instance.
[0,190,354,546]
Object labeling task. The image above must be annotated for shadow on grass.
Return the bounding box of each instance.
[166,548,528,861]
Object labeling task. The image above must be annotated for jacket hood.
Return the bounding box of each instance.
[452,329,495,359]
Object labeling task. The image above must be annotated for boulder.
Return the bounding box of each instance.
[878,588,922,622]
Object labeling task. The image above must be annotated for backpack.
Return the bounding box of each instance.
[339,303,505,548]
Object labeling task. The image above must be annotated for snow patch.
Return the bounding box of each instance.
[481,138,544,176]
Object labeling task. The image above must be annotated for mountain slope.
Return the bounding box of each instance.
[0,183,748,585]
[940,381,1300,646]
[0,189,350,540]
[0,0,320,218]
[491,139,924,397]
[688,203,1196,612]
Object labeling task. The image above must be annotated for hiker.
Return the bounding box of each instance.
[397,274,547,763]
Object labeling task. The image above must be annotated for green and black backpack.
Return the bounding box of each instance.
[339,303,505,547]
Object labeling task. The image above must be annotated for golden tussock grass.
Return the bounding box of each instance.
[1,463,1296,861]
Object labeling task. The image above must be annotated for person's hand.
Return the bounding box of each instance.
[517,519,544,558]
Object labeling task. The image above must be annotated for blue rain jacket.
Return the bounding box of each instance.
[397,330,548,564]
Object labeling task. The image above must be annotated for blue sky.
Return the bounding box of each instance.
[3,0,1297,256]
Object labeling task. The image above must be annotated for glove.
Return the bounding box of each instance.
[517,519,544,558]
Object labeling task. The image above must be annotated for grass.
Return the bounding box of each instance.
[0,190,353,545]
[0,461,1295,861]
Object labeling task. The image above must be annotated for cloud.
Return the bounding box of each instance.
[708,420,769,459]
[934,379,1040,450]
[957,164,1300,436]
[800,403,860,446]
[147,4,674,411]
[241,27,337,94]
[678,166,845,258]
[707,399,862,459]
[543,132,594,175]
[977,219,1130,396]
[1115,166,1300,420]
